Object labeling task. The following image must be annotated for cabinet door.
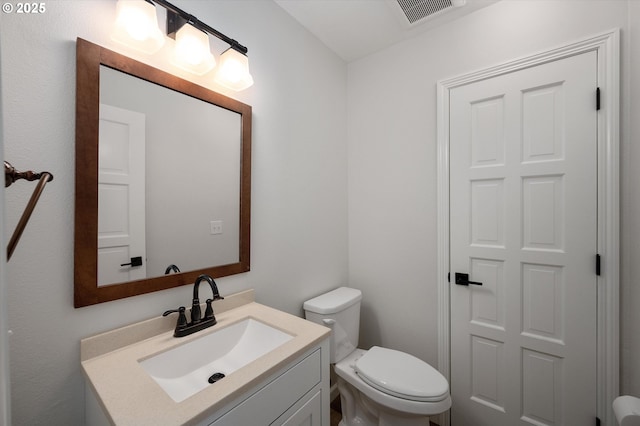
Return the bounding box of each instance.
[208,350,321,426]
[277,390,322,426]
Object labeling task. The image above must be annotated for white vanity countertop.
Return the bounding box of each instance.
[81,291,330,426]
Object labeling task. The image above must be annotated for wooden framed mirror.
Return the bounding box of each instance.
[74,38,251,308]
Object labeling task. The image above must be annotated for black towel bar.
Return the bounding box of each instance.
[4,161,54,261]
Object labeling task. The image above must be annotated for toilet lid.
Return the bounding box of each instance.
[354,346,449,402]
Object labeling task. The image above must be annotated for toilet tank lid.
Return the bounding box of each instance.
[303,287,362,314]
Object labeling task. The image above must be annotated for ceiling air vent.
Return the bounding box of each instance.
[395,0,455,25]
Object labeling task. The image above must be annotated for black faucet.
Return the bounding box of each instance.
[164,264,181,274]
[163,274,224,337]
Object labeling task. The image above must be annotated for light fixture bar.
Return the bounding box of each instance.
[151,0,248,54]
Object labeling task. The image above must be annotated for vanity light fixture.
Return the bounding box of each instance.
[111,0,253,90]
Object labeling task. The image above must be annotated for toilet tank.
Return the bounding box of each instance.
[303,287,362,363]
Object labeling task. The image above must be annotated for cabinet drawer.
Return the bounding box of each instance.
[210,348,321,426]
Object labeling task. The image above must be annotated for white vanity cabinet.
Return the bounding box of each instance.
[277,390,321,426]
[203,341,329,426]
[81,297,332,426]
[86,339,329,426]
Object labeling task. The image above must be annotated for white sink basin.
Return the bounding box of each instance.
[139,318,293,402]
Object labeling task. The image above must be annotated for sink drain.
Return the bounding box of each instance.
[208,372,226,384]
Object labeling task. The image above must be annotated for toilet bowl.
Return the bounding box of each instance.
[304,287,451,426]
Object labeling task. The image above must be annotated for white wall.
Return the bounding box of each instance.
[0,1,347,424]
[348,0,640,396]
[5,0,640,424]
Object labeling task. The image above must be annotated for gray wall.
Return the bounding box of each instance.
[348,0,640,397]
[0,1,348,424]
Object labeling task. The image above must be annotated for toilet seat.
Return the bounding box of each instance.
[335,349,452,416]
[354,346,449,402]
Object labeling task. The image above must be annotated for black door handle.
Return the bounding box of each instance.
[455,272,482,286]
[121,256,143,267]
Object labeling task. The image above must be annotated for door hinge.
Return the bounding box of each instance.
[596,87,601,110]
[447,272,450,283]
[596,416,601,426]
[596,254,601,276]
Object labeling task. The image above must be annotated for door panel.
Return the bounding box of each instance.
[450,51,597,426]
[98,103,146,286]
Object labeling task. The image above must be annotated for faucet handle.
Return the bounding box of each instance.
[163,306,185,317]
[163,306,188,331]
[204,299,216,321]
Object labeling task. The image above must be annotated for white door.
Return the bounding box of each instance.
[98,103,146,286]
[449,51,597,425]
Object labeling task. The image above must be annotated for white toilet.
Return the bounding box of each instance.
[613,395,640,426]
[304,287,451,426]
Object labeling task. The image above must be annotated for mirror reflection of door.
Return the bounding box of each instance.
[98,103,147,286]
[99,65,241,283]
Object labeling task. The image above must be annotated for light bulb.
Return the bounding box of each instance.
[214,48,254,91]
[112,0,165,54]
[172,23,216,75]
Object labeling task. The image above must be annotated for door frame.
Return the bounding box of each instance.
[0,39,10,425]
[436,29,620,426]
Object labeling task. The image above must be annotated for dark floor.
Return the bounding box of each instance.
[330,397,438,426]
[330,397,342,426]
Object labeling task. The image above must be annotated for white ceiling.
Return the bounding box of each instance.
[274,0,499,62]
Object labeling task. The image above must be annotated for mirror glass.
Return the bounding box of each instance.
[98,65,241,286]
[75,38,251,307]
